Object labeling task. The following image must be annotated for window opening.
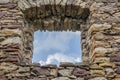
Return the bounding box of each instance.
[32,30,82,66]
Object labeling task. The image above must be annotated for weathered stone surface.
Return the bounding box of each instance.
[105,68,115,77]
[115,67,120,74]
[114,78,120,80]
[95,0,118,3]
[89,77,107,80]
[60,62,75,67]
[88,23,112,35]
[99,62,115,68]
[17,0,90,29]
[0,12,6,19]
[17,67,30,73]
[1,37,21,45]
[0,62,18,74]
[76,77,84,80]
[50,69,58,77]
[51,77,70,80]
[18,0,31,11]
[73,68,88,77]
[90,64,103,70]
[41,64,57,68]
[6,72,30,77]
[28,77,47,80]
[90,70,105,77]
[0,0,10,3]
[93,41,111,48]
[1,3,17,9]
[58,69,73,76]
[0,29,22,37]
[75,62,89,70]
[92,47,115,57]
[31,67,50,76]
[0,75,7,80]
[111,57,120,62]
[94,57,110,63]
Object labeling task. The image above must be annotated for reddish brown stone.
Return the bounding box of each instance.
[1,3,17,9]
[115,67,120,74]
[72,68,89,77]
[115,62,120,66]
[0,56,19,62]
[110,56,120,62]
[0,12,6,19]
[0,75,7,80]
[12,78,23,80]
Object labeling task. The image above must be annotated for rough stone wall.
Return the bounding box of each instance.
[0,0,120,80]
[19,0,91,80]
[89,1,120,80]
[18,0,91,64]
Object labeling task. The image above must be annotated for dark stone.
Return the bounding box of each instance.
[29,78,47,80]
[115,62,120,66]
[7,3,17,9]
[0,12,6,19]
[95,0,118,3]
[110,56,120,62]
[75,62,90,70]
[1,3,17,9]
[0,54,19,62]
[1,24,22,29]
[60,62,75,67]
[36,5,46,18]
[80,8,90,21]
[31,67,50,76]
[0,75,7,80]
[41,64,57,68]
[12,77,23,80]
[55,5,62,16]
[72,68,89,77]
[115,67,120,74]
[71,5,79,18]
[31,63,41,67]
[65,5,72,17]
[0,37,5,42]
[45,5,52,17]
[2,48,19,52]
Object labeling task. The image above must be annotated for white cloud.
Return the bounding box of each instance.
[75,58,81,62]
[39,53,82,65]
[75,31,81,35]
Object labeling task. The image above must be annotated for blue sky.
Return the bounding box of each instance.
[32,31,82,65]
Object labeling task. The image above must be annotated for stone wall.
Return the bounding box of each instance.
[89,0,120,80]
[0,0,120,80]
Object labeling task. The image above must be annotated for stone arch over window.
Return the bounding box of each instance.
[18,0,90,64]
